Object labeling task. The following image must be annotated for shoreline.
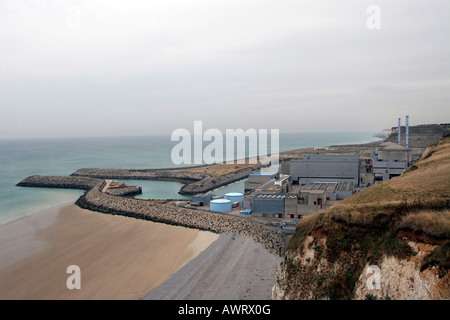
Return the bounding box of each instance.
[0,203,218,300]
[7,132,385,225]
[17,175,286,256]
[3,127,448,300]
[1,133,385,300]
[1,201,68,227]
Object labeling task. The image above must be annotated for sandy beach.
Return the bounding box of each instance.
[0,204,218,300]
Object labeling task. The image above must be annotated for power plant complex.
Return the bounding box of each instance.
[190,116,423,221]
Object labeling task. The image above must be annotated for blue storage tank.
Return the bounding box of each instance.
[224,192,244,204]
[210,199,232,212]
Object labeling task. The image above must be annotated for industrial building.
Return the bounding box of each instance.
[257,174,291,193]
[371,159,407,182]
[371,116,413,182]
[241,152,363,219]
[251,193,300,219]
[374,142,412,164]
[244,172,277,192]
[371,143,410,182]
[252,193,285,215]
[191,193,212,207]
[297,181,354,205]
[290,153,360,185]
[209,116,420,220]
[359,158,374,187]
[244,154,361,219]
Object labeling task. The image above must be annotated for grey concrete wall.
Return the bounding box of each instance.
[290,155,360,185]
[252,197,285,214]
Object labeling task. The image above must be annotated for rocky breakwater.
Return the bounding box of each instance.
[76,183,285,256]
[16,175,141,197]
[16,175,102,190]
[71,168,210,183]
[71,167,254,195]
[103,180,142,197]
[17,174,285,256]
[178,169,253,195]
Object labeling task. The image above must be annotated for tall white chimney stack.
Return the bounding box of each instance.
[405,115,409,149]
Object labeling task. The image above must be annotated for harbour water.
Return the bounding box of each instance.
[0,131,380,224]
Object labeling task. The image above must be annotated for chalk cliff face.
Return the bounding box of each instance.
[353,242,448,300]
[272,234,449,300]
[272,135,450,300]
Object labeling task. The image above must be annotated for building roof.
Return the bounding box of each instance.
[225,192,244,197]
[380,142,409,151]
[380,143,409,151]
[307,190,326,195]
[299,181,355,193]
[291,153,360,162]
[249,172,277,177]
[254,194,287,199]
[379,142,397,147]
[210,199,231,204]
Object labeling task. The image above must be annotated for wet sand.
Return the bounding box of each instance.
[0,204,218,300]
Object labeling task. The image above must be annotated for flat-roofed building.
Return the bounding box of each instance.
[372,142,411,182]
[290,154,360,185]
[244,172,277,192]
[252,193,286,216]
[297,181,355,207]
[191,193,212,207]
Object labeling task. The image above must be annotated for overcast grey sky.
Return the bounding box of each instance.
[0,0,449,139]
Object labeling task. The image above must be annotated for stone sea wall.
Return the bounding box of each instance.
[71,168,209,181]
[17,175,142,197]
[17,175,285,256]
[179,170,253,195]
[104,184,142,197]
[17,175,101,190]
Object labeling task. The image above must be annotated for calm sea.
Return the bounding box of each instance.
[0,132,381,224]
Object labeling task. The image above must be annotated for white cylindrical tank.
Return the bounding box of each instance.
[224,192,244,204]
[210,199,232,212]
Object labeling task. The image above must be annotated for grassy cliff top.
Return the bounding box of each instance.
[347,135,450,205]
